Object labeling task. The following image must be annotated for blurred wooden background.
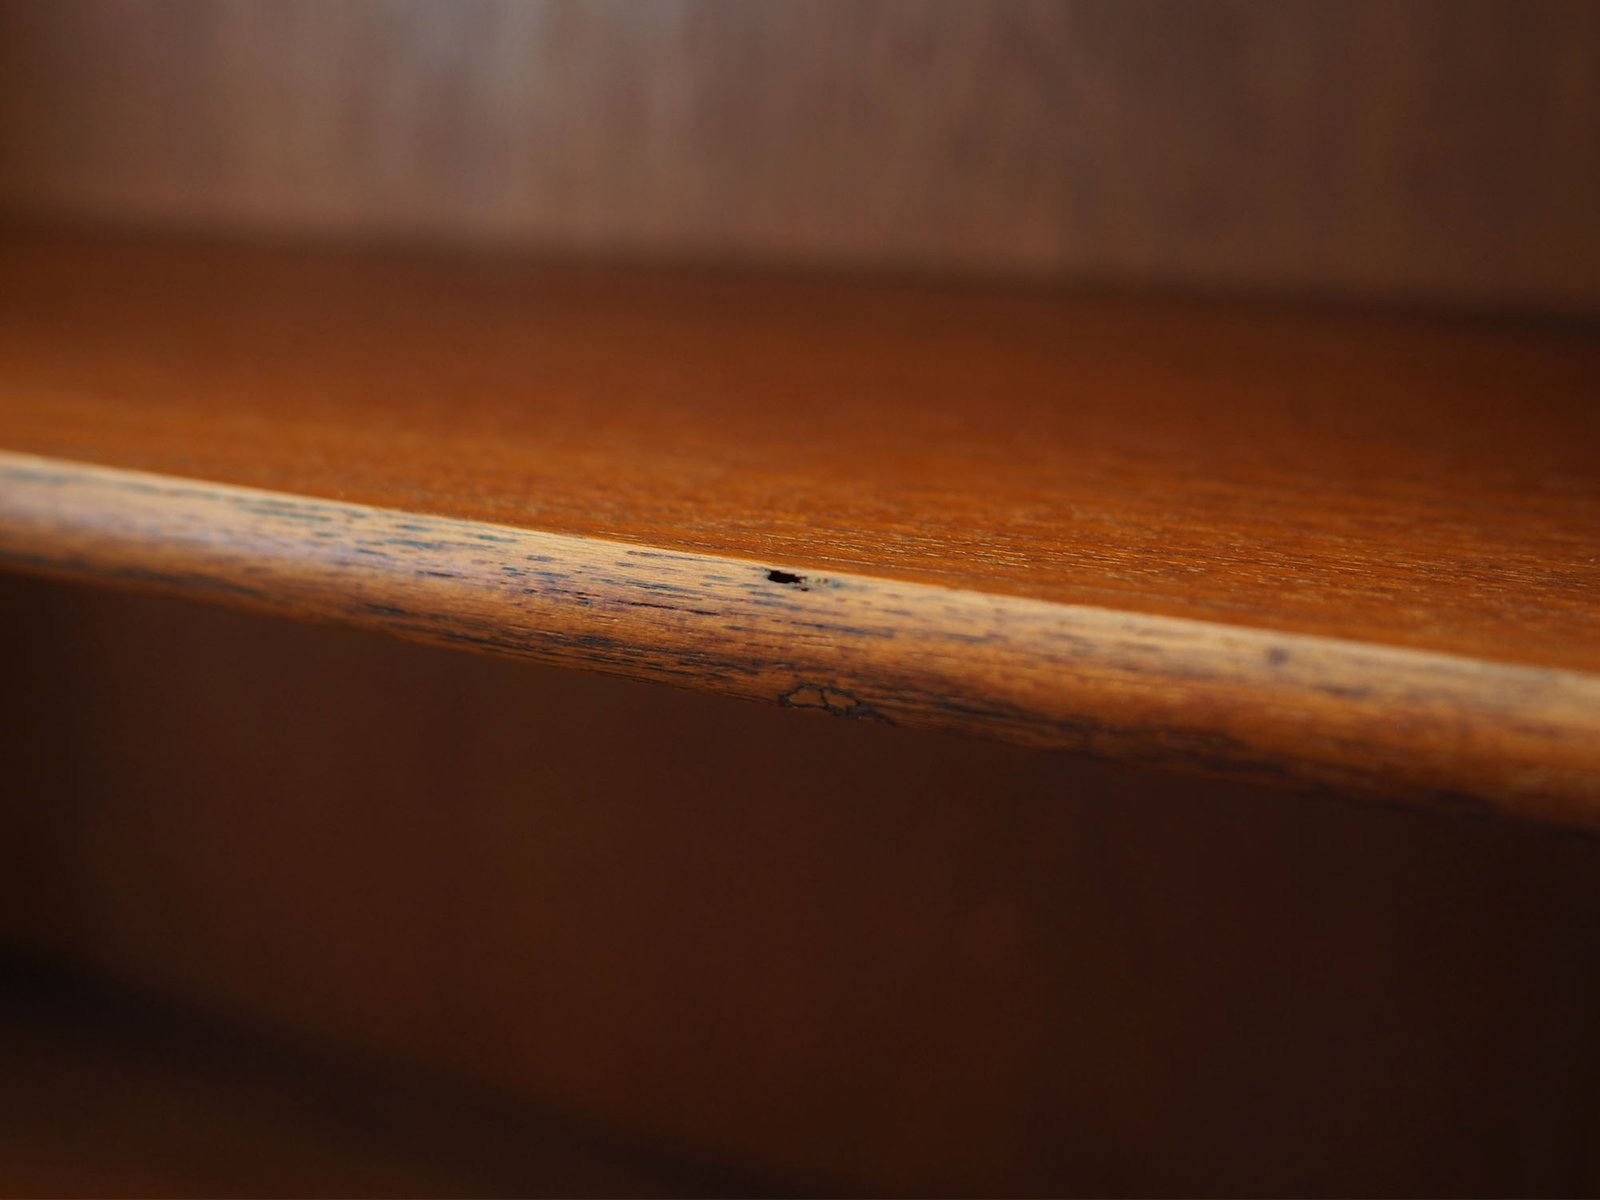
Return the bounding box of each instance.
[2,2,1599,1195]
[5,574,1600,1196]
[1,0,1597,312]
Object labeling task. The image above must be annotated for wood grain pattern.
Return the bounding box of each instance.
[0,1,1597,312]
[2,233,1598,668]
[7,574,1600,1195]
[1,233,1598,818]
[2,451,1598,825]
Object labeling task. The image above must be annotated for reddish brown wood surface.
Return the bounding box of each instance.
[2,1,1598,313]
[1,232,1598,819]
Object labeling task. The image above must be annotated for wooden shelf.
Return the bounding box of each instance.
[2,230,1598,824]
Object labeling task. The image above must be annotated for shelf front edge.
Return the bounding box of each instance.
[3,450,1597,828]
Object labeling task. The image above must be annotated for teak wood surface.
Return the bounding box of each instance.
[2,232,1598,823]
[4,0,1598,313]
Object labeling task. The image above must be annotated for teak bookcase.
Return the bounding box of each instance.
[1,3,1598,1196]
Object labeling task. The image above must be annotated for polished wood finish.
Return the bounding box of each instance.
[4,450,1600,826]
[2,2,1597,313]
[5,6,1598,1195]
[5,234,1596,671]
[2,233,1599,820]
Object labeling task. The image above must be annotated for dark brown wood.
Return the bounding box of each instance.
[6,574,1600,1197]
[0,949,739,1198]
[1,233,1599,821]
[1,1,1597,313]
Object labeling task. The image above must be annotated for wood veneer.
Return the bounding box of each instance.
[2,0,1597,312]
[1,232,1597,822]
[7,574,1600,1196]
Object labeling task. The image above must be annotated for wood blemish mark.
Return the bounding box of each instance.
[766,569,810,591]
[779,682,891,723]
